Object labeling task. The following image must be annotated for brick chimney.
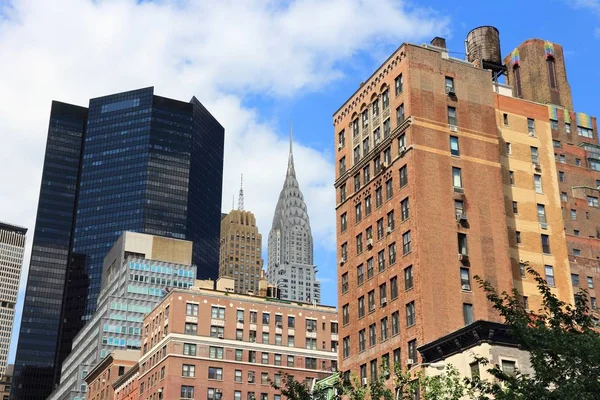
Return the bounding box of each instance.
[430,37,447,49]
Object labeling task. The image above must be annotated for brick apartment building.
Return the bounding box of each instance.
[84,350,139,400]
[333,27,598,381]
[113,363,139,400]
[136,278,338,399]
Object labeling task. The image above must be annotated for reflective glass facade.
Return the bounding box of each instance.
[12,88,224,400]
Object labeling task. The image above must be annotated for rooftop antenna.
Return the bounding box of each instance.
[238,174,244,211]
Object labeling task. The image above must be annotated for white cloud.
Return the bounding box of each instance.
[0,0,447,360]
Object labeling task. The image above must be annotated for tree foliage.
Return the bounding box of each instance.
[470,266,600,400]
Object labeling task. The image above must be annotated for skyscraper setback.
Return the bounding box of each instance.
[12,87,224,400]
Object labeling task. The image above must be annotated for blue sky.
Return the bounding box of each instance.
[1,0,599,363]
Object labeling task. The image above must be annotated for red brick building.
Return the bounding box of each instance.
[84,350,139,400]
[113,363,139,400]
[137,281,338,399]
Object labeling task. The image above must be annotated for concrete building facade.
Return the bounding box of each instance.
[47,232,196,400]
[136,283,337,399]
[0,222,26,377]
[219,208,264,295]
[267,138,321,303]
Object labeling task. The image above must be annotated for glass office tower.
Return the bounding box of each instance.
[12,88,224,400]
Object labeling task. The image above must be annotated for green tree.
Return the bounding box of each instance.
[470,266,600,400]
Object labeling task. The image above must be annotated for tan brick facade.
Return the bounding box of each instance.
[138,288,337,400]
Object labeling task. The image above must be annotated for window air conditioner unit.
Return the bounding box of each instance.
[458,253,469,262]
[386,227,393,234]
[338,143,343,150]
[533,163,541,171]
[339,258,345,266]
[529,131,536,137]
[399,145,406,156]
[449,125,458,133]
[217,333,224,339]
[540,223,548,230]
[461,284,471,291]
[276,322,283,328]
[157,389,163,393]
[382,162,388,170]
[367,238,374,248]
[248,378,254,383]
[362,377,368,386]
[238,319,244,323]
[406,358,414,366]
[216,389,222,394]
[381,297,387,306]
[446,86,456,96]
[456,213,467,222]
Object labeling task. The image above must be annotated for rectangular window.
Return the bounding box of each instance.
[378,250,385,272]
[551,119,559,130]
[386,179,393,199]
[235,349,243,361]
[339,157,346,175]
[182,364,196,377]
[341,273,349,294]
[545,265,555,286]
[353,119,359,137]
[209,346,224,359]
[458,233,468,255]
[509,171,515,185]
[402,231,412,255]
[390,276,398,299]
[401,197,410,221]
[377,218,384,240]
[387,210,395,231]
[406,301,416,326]
[506,142,512,155]
[261,352,269,364]
[384,118,391,137]
[354,146,361,164]
[341,242,347,262]
[470,362,480,378]
[364,165,371,184]
[354,174,361,193]
[571,209,577,220]
[588,277,594,289]
[503,113,509,126]
[400,165,408,187]
[365,195,372,215]
[501,360,517,377]
[376,187,383,208]
[356,233,363,255]
[537,204,546,224]
[340,213,347,232]
[372,99,379,117]
[183,343,197,356]
[512,201,519,214]
[448,106,457,126]
[452,167,462,189]
[396,103,405,125]
[185,323,197,335]
[381,317,389,341]
[527,118,536,136]
[338,130,345,148]
[392,311,400,336]
[534,174,542,193]
[368,290,376,312]
[343,336,350,358]
[592,298,598,310]
[181,386,195,399]
[235,369,243,382]
[208,367,223,380]
[357,264,364,286]
[561,192,568,202]
[450,136,460,156]
[572,274,580,286]
[463,303,473,325]
[404,266,413,290]
[382,90,389,109]
[359,329,366,352]
[367,258,374,279]
[460,268,471,291]
[578,126,594,138]
[445,76,455,92]
[588,196,599,207]
[262,332,269,344]
[340,184,346,202]
[369,324,377,347]
[186,303,199,316]
[408,339,417,362]
[287,355,295,367]
[530,146,539,164]
[362,109,369,129]
[380,283,387,305]
[395,74,403,95]
[342,304,349,325]
[363,138,370,157]
[541,234,551,254]
[358,296,365,318]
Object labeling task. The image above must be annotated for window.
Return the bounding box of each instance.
[572,274,580,286]
[508,170,515,185]
[359,330,366,352]
[381,317,389,341]
[458,233,468,255]
[377,218,384,240]
[396,104,405,124]
[181,386,195,399]
[354,175,361,193]
[394,167,406,193]
[406,301,416,326]
[352,118,359,137]
[362,138,370,157]
[340,213,347,232]
[235,349,243,361]
[341,273,349,294]
[338,130,345,148]
[182,364,196,377]
[592,298,598,310]
[534,174,542,193]
[516,231,522,245]
[576,158,581,166]
[365,195,372,215]
[369,324,377,346]
[545,265,555,286]
[445,76,455,92]
[342,304,349,325]
[380,283,387,305]
[541,234,551,254]
[185,323,197,335]
[306,338,317,350]
[559,154,566,163]
[250,311,258,323]
[404,266,413,290]
[470,362,480,378]
[376,187,383,208]
[235,392,242,400]
[368,290,376,312]
[208,367,223,380]
[455,200,464,216]
[339,157,346,175]
[370,359,378,382]
[341,242,348,263]
[235,369,243,382]
[403,231,412,255]
[401,197,410,221]
[374,127,381,144]
[574,248,581,256]
[183,343,197,356]
[357,264,364,286]
[503,113,509,126]
[287,336,294,347]
[372,99,379,117]
[209,346,224,359]
[408,339,417,362]
[249,351,256,362]
[530,146,539,164]
[211,306,225,319]
[463,303,473,325]
[362,109,369,129]
[559,171,565,182]
[384,147,392,165]
[367,258,374,279]
[527,118,536,136]
[578,126,594,138]
[565,122,572,134]
[393,348,401,364]
[588,196,599,207]
[378,250,385,272]
[501,360,516,377]
[561,192,568,202]
[588,277,594,289]
[364,165,371,184]
[391,311,400,336]
[460,268,471,291]
[537,204,547,224]
[574,230,580,236]
[186,303,198,316]
[384,118,391,137]
[395,74,403,95]
[450,136,459,156]
[358,296,365,318]
[387,210,395,231]
[343,336,350,358]
[210,326,224,338]
[340,184,346,202]
[452,167,462,189]
[551,119,559,130]
[261,352,269,364]
[354,146,361,164]
[448,106,457,126]
[382,90,389,109]
[386,179,393,199]
[391,276,398,298]
[512,201,518,214]
[506,142,512,155]
[262,332,269,344]
[356,233,363,255]
[571,209,577,220]
[287,355,295,367]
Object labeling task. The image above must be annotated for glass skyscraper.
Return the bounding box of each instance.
[12,88,224,400]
